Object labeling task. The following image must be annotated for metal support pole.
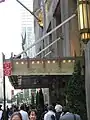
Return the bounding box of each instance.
[16,0,40,21]
[41,0,46,58]
[2,53,6,120]
[15,14,76,58]
[34,37,60,57]
[44,51,52,57]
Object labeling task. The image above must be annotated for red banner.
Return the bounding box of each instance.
[3,62,12,76]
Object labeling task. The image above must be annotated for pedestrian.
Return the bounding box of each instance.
[28,110,37,120]
[6,105,10,120]
[60,106,81,120]
[20,104,29,120]
[40,105,48,120]
[36,105,42,120]
[8,107,13,117]
[55,104,63,120]
[10,112,22,120]
[0,105,3,120]
[44,105,55,120]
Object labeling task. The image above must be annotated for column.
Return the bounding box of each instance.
[60,0,70,57]
[85,41,90,120]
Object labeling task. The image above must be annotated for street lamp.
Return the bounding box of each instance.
[78,0,90,44]
[78,0,90,120]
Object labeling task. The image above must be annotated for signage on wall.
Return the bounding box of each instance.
[3,62,12,76]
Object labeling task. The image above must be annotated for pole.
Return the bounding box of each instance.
[41,0,46,57]
[15,14,76,58]
[44,51,52,57]
[16,0,40,21]
[34,37,60,57]
[2,53,6,120]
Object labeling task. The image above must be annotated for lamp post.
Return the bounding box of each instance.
[78,0,90,120]
[78,0,90,44]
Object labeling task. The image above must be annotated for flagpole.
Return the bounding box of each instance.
[43,51,52,57]
[16,0,40,21]
[14,14,76,58]
[34,37,60,57]
[41,0,46,58]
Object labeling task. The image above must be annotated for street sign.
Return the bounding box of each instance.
[3,62,12,76]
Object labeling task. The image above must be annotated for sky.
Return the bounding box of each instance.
[0,0,22,58]
[0,0,22,98]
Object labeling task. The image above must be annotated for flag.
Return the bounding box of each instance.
[38,11,43,27]
[21,30,26,46]
[0,0,5,3]
[37,0,44,27]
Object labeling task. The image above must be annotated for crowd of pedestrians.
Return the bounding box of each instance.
[0,103,82,120]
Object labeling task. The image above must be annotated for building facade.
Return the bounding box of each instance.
[33,0,81,104]
[33,0,80,58]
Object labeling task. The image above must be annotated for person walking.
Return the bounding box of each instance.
[41,105,48,120]
[10,112,22,120]
[0,105,3,120]
[44,105,55,120]
[28,110,37,120]
[55,104,63,120]
[20,104,29,120]
[60,106,81,120]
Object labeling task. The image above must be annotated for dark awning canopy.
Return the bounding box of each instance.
[9,75,71,89]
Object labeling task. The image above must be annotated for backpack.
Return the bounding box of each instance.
[41,111,47,120]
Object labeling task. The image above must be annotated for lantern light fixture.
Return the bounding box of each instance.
[32,61,35,64]
[37,61,40,64]
[52,60,56,63]
[68,60,71,63]
[16,62,19,64]
[73,60,75,62]
[62,60,66,63]
[78,0,90,44]
[47,61,50,63]
[21,62,24,64]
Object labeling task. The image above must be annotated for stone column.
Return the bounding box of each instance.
[85,42,90,120]
[60,0,70,57]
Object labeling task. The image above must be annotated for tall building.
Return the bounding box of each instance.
[20,0,35,58]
